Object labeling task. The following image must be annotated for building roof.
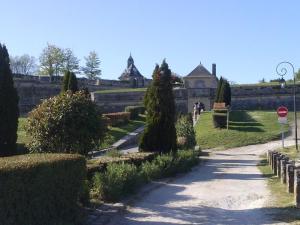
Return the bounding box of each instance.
[185,63,212,77]
[119,54,144,81]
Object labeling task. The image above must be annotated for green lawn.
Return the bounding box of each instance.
[99,115,146,149]
[195,111,289,150]
[258,157,300,223]
[17,117,30,145]
[94,88,147,94]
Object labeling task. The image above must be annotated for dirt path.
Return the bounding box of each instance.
[106,139,295,225]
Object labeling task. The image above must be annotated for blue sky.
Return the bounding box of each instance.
[0,0,299,83]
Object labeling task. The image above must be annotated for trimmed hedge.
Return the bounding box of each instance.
[91,149,200,202]
[213,112,227,128]
[103,112,130,126]
[87,152,156,179]
[0,153,86,225]
[125,106,145,119]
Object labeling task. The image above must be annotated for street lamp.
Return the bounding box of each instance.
[276,61,298,151]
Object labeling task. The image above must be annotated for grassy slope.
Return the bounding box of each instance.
[195,111,289,150]
[258,157,300,224]
[99,116,145,149]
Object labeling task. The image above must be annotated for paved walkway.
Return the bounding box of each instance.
[104,139,295,225]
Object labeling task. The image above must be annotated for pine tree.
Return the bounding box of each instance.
[139,60,177,154]
[62,70,71,92]
[68,72,78,93]
[0,44,19,156]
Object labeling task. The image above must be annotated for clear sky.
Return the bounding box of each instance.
[0,0,299,83]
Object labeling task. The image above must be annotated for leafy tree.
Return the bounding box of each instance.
[296,69,300,81]
[39,43,65,79]
[139,60,177,154]
[68,72,78,93]
[82,51,101,79]
[63,48,80,72]
[62,70,71,92]
[259,78,266,83]
[26,91,106,155]
[0,44,19,156]
[10,54,36,75]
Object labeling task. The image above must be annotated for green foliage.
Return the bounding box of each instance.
[214,77,231,106]
[82,51,101,80]
[125,106,145,119]
[103,112,131,126]
[91,149,199,202]
[26,91,106,155]
[105,149,123,158]
[0,153,86,225]
[62,71,78,93]
[68,72,78,92]
[176,114,196,149]
[62,70,71,92]
[140,60,177,153]
[0,43,19,156]
[92,163,140,201]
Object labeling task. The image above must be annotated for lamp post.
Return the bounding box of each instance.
[276,61,298,151]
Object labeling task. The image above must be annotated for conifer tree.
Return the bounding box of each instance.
[214,77,223,102]
[223,79,231,106]
[68,72,78,93]
[139,60,177,153]
[0,44,19,156]
[62,70,71,92]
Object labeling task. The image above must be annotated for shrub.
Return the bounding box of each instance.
[0,153,86,225]
[26,91,106,155]
[139,61,177,153]
[213,112,227,128]
[176,114,196,149]
[103,112,130,126]
[92,162,140,201]
[125,106,145,119]
[140,161,161,181]
[0,44,19,156]
[87,152,156,179]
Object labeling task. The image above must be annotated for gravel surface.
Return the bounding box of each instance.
[105,139,296,225]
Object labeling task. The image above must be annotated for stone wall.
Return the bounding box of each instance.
[92,88,188,114]
[231,85,300,110]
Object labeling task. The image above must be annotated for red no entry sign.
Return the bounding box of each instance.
[277,106,288,117]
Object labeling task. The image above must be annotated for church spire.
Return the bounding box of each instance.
[127,53,134,68]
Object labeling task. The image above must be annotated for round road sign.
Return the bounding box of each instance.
[277,106,288,117]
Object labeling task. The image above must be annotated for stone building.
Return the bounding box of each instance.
[183,63,218,111]
[119,54,146,88]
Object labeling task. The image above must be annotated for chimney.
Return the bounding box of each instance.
[212,63,216,76]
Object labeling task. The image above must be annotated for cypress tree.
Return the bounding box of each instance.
[214,77,223,102]
[218,79,226,103]
[139,60,177,154]
[62,70,71,92]
[68,72,78,93]
[223,79,231,106]
[0,44,19,156]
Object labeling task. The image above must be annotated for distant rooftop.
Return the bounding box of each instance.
[185,63,212,77]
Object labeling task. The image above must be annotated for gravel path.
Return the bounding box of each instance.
[106,139,295,225]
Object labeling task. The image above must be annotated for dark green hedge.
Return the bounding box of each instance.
[213,112,227,128]
[125,106,145,119]
[0,153,86,225]
[87,152,156,179]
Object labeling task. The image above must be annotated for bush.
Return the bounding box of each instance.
[92,163,140,201]
[87,152,156,179]
[103,112,130,126]
[0,153,86,225]
[213,112,227,128]
[26,91,106,156]
[125,106,145,119]
[176,114,196,149]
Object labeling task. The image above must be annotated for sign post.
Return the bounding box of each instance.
[277,106,288,148]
